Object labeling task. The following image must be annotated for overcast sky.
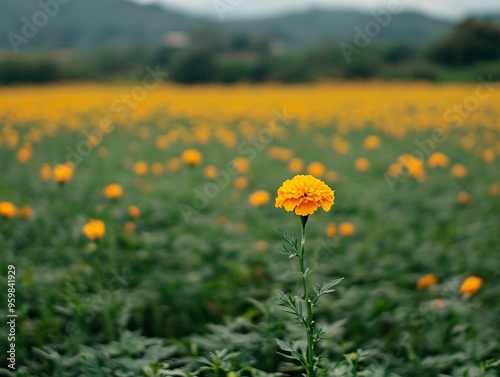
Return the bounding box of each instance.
[133,0,500,20]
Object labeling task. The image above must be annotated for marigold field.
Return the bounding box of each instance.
[1,82,499,376]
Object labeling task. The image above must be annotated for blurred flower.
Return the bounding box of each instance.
[275,174,334,216]
[457,191,472,205]
[204,165,218,180]
[268,147,293,161]
[98,146,108,158]
[398,154,426,183]
[254,240,268,251]
[339,222,356,237]
[325,170,339,183]
[248,190,271,207]
[103,184,123,200]
[428,152,449,168]
[40,163,52,181]
[490,183,500,197]
[451,164,467,179]
[417,273,437,290]
[288,158,304,174]
[83,220,106,240]
[460,276,483,298]
[364,135,381,150]
[166,157,181,172]
[234,177,248,190]
[17,205,33,219]
[232,157,250,173]
[326,222,337,237]
[53,164,73,184]
[307,162,325,177]
[182,149,202,166]
[133,161,148,176]
[128,205,140,219]
[0,202,17,219]
[124,221,136,233]
[151,162,163,175]
[354,157,370,172]
[482,149,495,163]
[16,145,33,163]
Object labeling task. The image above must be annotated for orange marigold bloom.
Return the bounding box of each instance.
[204,165,218,180]
[417,273,437,290]
[275,175,334,216]
[460,276,483,298]
[53,164,73,184]
[124,221,136,233]
[457,191,472,205]
[133,161,148,176]
[0,202,17,219]
[254,240,268,251]
[354,157,370,172]
[232,157,250,173]
[103,184,123,200]
[166,157,181,172]
[483,149,495,163]
[151,162,163,175]
[83,220,106,240]
[288,158,304,174]
[428,152,449,168]
[234,176,248,190]
[17,205,33,219]
[307,162,325,178]
[182,149,203,166]
[339,222,356,237]
[326,222,337,237]
[248,190,271,207]
[451,164,467,179]
[40,163,52,181]
[364,135,381,150]
[128,205,140,219]
[490,183,500,197]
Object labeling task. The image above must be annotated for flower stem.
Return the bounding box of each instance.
[299,215,315,377]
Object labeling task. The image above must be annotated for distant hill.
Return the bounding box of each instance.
[0,0,496,53]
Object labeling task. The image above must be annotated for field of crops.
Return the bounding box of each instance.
[1,82,499,377]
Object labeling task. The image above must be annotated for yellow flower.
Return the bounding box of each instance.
[0,202,17,219]
[483,149,495,163]
[232,157,250,173]
[182,149,203,166]
[451,164,467,179]
[275,175,334,216]
[364,135,381,150]
[133,161,148,176]
[234,176,248,190]
[17,205,33,219]
[83,220,106,240]
[166,157,181,172]
[325,222,337,237]
[354,157,370,172]
[417,273,437,290]
[428,152,449,168]
[398,154,426,182]
[307,162,325,178]
[53,164,73,184]
[128,205,140,219]
[288,158,304,174]
[325,170,339,183]
[457,191,472,205]
[40,163,52,181]
[16,145,33,163]
[490,183,500,197]
[103,184,123,200]
[268,147,293,162]
[460,276,483,298]
[248,190,271,207]
[339,222,356,237]
[204,165,218,180]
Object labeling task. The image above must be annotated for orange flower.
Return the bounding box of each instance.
[483,149,495,163]
[151,162,163,175]
[288,158,304,174]
[17,205,33,219]
[16,145,32,163]
[428,152,449,168]
[398,154,426,183]
[354,157,370,172]
[166,157,181,172]
[254,240,268,251]
[182,149,203,166]
[0,202,17,219]
[275,175,334,216]
[460,276,483,298]
[234,176,248,190]
[133,161,148,176]
[248,190,271,207]
[326,222,337,237]
[457,191,472,205]
[83,220,106,240]
[53,164,73,184]
[339,222,356,237]
[204,165,218,180]
[40,163,52,181]
[451,164,467,179]
[490,183,500,197]
[128,205,140,219]
[103,184,123,200]
[232,157,250,173]
[417,273,437,290]
[363,135,381,150]
[307,162,325,178]
[124,221,136,233]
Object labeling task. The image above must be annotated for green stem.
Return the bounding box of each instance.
[299,215,315,377]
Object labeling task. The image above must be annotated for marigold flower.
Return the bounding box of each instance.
[428,152,449,168]
[326,222,337,237]
[83,219,106,240]
[0,202,17,219]
[417,273,437,290]
[17,205,33,219]
[204,165,218,180]
[248,190,271,207]
[460,276,483,298]
[103,184,123,200]
[457,191,472,205]
[490,183,500,197]
[53,164,73,184]
[232,157,250,173]
[398,154,426,182]
[234,176,248,190]
[364,135,381,150]
[128,205,140,219]
[151,162,163,175]
[133,161,148,176]
[354,157,370,172]
[307,162,325,178]
[182,149,203,166]
[254,240,268,251]
[451,164,467,179]
[288,158,304,174]
[16,146,32,163]
[339,222,356,237]
[275,175,334,216]
[483,149,495,163]
[40,163,52,181]
[166,157,181,172]
[124,221,136,233]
